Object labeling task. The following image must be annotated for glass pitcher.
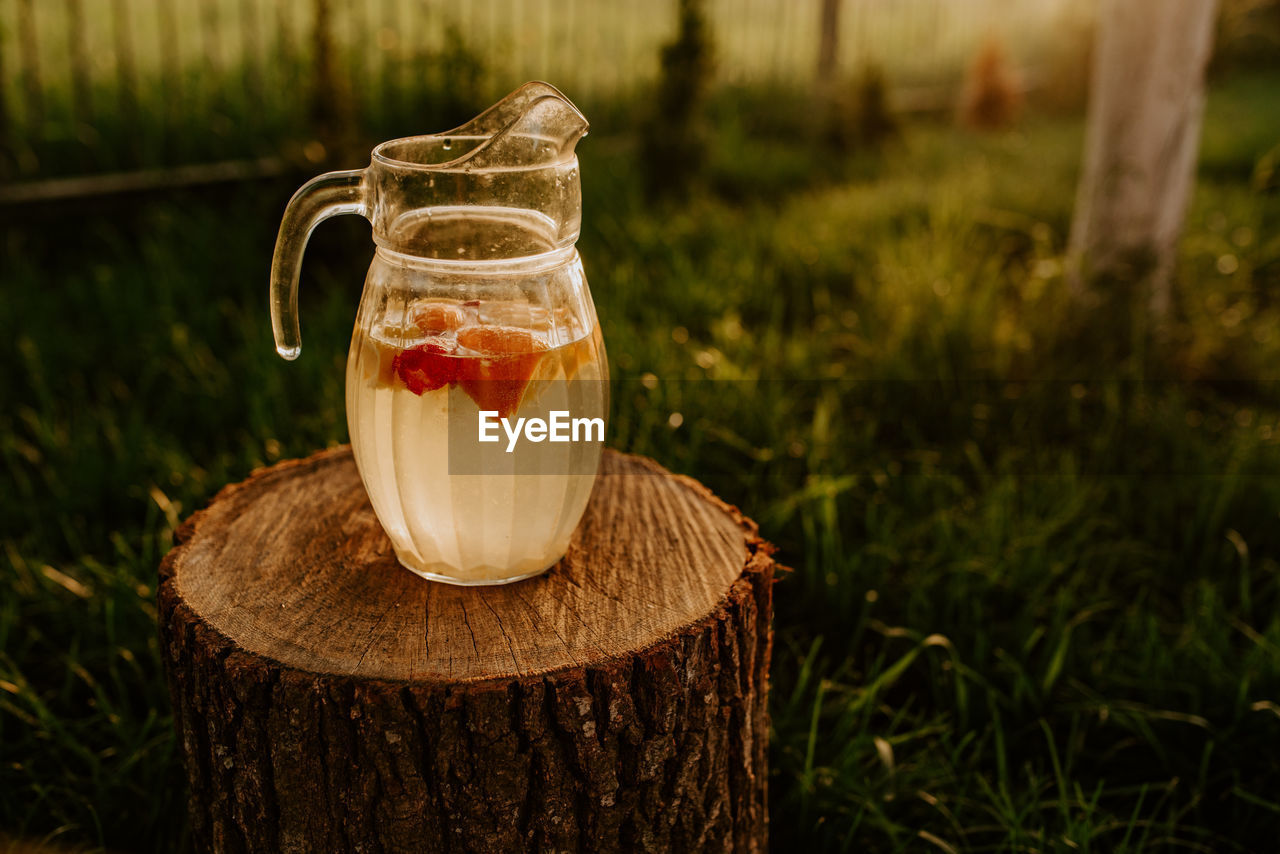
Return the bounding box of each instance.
[269,82,608,586]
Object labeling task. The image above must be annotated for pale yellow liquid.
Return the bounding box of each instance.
[346,317,606,585]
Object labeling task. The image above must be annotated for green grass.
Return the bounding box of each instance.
[4,70,1280,852]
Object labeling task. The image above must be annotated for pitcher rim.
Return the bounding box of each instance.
[373,242,578,273]
[371,134,580,174]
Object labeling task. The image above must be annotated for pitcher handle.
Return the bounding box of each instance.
[269,169,367,359]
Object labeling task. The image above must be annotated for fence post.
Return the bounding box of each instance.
[66,0,93,129]
[17,0,42,135]
[240,0,265,131]
[310,0,352,161]
[113,0,139,165]
[0,12,8,179]
[199,0,222,122]
[274,0,294,123]
[817,0,841,87]
[158,0,182,162]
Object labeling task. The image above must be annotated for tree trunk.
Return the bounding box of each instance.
[159,447,774,853]
[1068,0,1218,318]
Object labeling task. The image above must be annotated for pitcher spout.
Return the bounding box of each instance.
[449,82,588,169]
[446,82,588,149]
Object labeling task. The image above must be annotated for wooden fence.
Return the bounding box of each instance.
[0,0,1084,182]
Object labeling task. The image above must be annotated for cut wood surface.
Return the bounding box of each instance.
[159,446,775,852]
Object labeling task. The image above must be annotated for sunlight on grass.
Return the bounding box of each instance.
[2,70,1280,851]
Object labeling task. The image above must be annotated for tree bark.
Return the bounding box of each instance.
[1068,0,1219,318]
[159,447,774,853]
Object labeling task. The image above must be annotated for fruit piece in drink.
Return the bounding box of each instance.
[412,301,468,335]
[394,339,459,394]
[456,325,549,418]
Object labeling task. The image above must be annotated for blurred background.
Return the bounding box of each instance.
[0,0,1094,181]
[2,0,1280,851]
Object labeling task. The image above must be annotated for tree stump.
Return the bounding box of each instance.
[158,446,775,853]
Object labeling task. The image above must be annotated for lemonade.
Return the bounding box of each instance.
[346,297,607,584]
[270,84,606,585]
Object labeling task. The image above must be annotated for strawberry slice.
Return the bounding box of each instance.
[394,339,458,394]
[456,325,548,418]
